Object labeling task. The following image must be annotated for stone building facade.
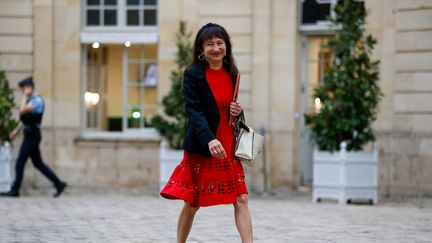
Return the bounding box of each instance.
[0,0,431,196]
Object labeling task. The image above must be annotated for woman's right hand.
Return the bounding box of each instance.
[208,139,227,160]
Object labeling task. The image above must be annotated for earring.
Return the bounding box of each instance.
[198,53,204,61]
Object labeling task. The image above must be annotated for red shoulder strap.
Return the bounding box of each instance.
[233,73,240,102]
[229,73,241,125]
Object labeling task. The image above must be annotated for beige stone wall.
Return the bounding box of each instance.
[0,0,33,110]
[367,0,432,196]
[25,128,160,190]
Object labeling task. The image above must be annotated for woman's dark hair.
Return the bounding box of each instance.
[191,23,239,78]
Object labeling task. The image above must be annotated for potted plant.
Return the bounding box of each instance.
[0,70,18,192]
[150,21,191,190]
[305,0,383,204]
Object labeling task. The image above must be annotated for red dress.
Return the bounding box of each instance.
[160,67,248,207]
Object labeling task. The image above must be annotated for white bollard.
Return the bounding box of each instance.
[0,142,14,192]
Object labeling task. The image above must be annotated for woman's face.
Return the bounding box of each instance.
[202,37,226,65]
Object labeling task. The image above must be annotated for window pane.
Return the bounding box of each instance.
[104,10,117,26]
[143,9,157,26]
[87,0,100,6]
[104,0,117,5]
[127,10,139,26]
[85,45,124,132]
[128,63,142,84]
[87,10,100,26]
[144,0,157,5]
[141,63,157,86]
[126,44,158,129]
[127,87,141,108]
[143,107,157,127]
[128,106,143,129]
[85,46,107,130]
[127,0,140,5]
[301,0,331,24]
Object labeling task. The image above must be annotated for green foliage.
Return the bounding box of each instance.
[0,70,18,142]
[150,21,192,149]
[305,0,383,152]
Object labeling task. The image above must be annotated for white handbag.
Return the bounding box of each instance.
[230,73,264,165]
[234,119,264,164]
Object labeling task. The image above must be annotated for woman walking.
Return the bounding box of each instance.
[160,23,253,243]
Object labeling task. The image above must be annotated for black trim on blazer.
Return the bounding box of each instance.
[182,63,237,157]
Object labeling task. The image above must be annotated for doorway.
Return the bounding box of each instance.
[299,35,332,186]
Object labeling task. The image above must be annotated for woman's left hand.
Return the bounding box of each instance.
[230,101,242,117]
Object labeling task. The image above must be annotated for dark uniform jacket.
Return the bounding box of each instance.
[182,63,238,157]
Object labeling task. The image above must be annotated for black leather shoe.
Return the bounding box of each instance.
[54,182,67,198]
[0,190,19,197]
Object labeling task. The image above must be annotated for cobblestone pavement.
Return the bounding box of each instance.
[1,187,431,243]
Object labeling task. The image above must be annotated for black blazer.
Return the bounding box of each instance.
[182,63,237,157]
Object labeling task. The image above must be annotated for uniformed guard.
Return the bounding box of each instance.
[1,77,67,197]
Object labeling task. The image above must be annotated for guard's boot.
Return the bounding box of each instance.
[0,189,19,197]
[54,182,67,198]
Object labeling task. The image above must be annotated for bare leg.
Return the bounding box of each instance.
[177,202,200,243]
[234,194,253,243]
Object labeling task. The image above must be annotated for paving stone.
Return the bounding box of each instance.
[0,187,431,242]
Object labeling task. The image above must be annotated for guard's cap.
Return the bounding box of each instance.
[18,76,34,88]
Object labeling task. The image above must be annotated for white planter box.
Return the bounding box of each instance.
[159,141,183,191]
[312,142,378,204]
[0,142,15,192]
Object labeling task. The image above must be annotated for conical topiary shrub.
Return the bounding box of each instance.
[305,0,383,152]
[150,21,192,149]
[0,70,18,143]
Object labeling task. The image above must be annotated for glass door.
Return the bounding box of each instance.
[299,35,332,186]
